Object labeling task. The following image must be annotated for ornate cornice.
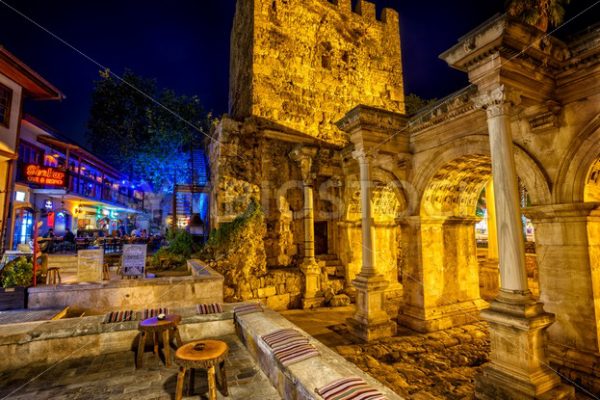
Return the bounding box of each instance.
[409,86,477,133]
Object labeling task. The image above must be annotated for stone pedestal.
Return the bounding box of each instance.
[347,273,397,341]
[300,259,324,309]
[475,295,574,400]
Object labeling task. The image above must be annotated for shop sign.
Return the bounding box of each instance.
[24,164,66,187]
[122,244,147,277]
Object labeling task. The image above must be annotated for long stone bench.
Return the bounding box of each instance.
[0,305,234,372]
[235,307,403,400]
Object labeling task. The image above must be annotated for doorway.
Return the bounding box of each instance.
[314,221,328,255]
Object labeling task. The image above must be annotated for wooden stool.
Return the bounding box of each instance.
[175,340,229,400]
[46,267,61,286]
[136,314,183,368]
[102,263,110,280]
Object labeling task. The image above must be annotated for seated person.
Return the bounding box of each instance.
[64,229,75,244]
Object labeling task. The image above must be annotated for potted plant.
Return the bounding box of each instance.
[0,256,33,310]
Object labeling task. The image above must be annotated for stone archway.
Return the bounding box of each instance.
[399,136,551,332]
[340,168,407,295]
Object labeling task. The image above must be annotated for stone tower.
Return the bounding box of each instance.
[229,0,406,145]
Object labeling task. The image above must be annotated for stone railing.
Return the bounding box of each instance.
[0,305,234,372]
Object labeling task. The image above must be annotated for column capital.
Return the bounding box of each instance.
[351,147,378,165]
[290,145,317,184]
[473,84,522,118]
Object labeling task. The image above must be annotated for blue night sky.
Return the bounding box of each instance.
[0,0,595,146]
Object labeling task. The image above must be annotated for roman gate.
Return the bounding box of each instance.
[210,0,600,397]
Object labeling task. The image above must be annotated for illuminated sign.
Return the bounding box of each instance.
[24,164,66,187]
[15,191,26,202]
[44,199,53,210]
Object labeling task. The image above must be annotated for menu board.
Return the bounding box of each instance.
[122,244,147,277]
[77,249,103,282]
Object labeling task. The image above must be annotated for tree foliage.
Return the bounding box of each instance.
[506,0,571,32]
[87,69,211,193]
[404,93,438,116]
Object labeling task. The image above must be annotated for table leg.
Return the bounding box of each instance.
[208,366,217,400]
[175,366,186,400]
[136,332,146,369]
[187,368,195,396]
[174,327,183,347]
[162,329,171,367]
[153,332,159,355]
[217,360,229,396]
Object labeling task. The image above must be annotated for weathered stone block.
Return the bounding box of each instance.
[330,294,351,307]
[257,286,277,298]
[266,294,290,311]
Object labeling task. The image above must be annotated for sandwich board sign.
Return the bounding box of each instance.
[77,249,103,282]
[122,244,147,277]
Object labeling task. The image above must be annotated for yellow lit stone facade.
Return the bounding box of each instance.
[229,0,405,145]
[210,2,600,396]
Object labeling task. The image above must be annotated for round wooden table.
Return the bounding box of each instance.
[136,314,183,368]
[174,339,229,400]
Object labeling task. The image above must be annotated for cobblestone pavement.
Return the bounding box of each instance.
[282,307,596,400]
[0,335,281,400]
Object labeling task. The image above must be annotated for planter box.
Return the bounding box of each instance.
[0,287,27,310]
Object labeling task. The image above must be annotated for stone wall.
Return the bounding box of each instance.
[229,0,405,145]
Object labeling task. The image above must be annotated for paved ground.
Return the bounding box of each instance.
[281,306,597,400]
[0,335,281,400]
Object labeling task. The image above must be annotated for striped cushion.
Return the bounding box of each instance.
[196,303,223,314]
[262,329,309,349]
[233,303,263,316]
[275,342,320,366]
[141,308,169,320]
[316,377,386,400]
[103,310,137,323]
[261,328,319,366]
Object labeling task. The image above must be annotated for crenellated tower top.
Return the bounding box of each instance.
[229,0,405,145]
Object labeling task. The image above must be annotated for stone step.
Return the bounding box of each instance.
[47,255,78,273]
[316,254,338,261]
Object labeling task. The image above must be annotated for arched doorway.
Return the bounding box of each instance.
[12,207,34,250]
[340,170,406,299]
[400,139,550,332]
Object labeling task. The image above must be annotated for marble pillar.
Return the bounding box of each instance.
[486,180,499,261]
[290,146,324,309]
[479,180,500,299]
[346,149,397,342]
[473,85,574,400]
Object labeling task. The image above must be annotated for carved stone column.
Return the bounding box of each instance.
[290,145,324,309]
[346,148,397,342]
[473,85,574,400]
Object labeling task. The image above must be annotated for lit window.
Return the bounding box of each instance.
[0,83,12,128]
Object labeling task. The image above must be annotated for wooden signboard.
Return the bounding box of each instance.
[77,249,103,282]
[122,244,147,277]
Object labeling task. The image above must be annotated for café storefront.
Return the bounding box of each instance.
[8,117,146,250]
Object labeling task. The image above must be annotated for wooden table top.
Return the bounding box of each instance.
[139,314,181,329]
[175,340,229,363]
